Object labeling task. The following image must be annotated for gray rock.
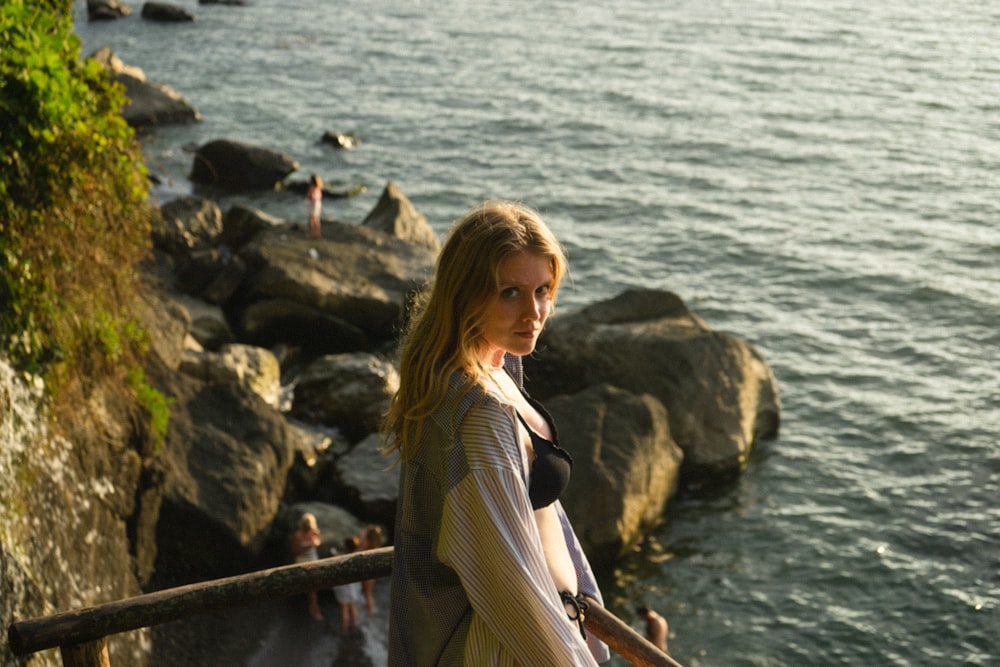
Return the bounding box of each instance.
[228,217,435,350]
[291,353,399,442]
[88,48,200,127]
[220,204,288,250]
[172,295,234,350]
[88,0,132,20]
[137,289,191,371]
[320,131,360,149]
[88,46,144,79]
[154,196,223,254]
[525,288,781,486]
[179,343,281,407]
[282,419,348,502]
[361,181,440,251]
[155,377,295,580]
[115,72,201,127]
[141,2,196,21]
[190,139,299,191]
[333,433,398,525]
[546,384,683,565]
[239,298,368,352]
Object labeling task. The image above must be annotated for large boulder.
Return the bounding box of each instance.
[153,375,296,583]
[89,48,200,127]
[524,289,781,486]
[547,384,683,565]
[291,353,400,442]
[114,73,201,127]
[220,205,287,250]
[332,433,398,526]
[179,343,281,407]
[141,2,196,21]
[361,182,440,251]
[153,196,223,254]
[190,139,299,191]
[225,219,435,351]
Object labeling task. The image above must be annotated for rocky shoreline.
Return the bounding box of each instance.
[1,11,780,665]
[142,179,780,586]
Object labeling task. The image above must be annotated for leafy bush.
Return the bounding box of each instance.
[0,0,166,436]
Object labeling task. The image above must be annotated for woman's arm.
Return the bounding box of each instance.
[554,500,611,662]
[438,400,598,666]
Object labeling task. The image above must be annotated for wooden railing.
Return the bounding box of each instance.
[7,546,681,667]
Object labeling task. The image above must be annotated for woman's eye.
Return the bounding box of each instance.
[501,287,518,298]
[536,285,550,296]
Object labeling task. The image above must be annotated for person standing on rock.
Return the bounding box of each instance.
[305,173,323,239]
[383,200,610,665]
[290,512,323,620]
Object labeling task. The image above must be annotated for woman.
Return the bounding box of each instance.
[383,200,609,665]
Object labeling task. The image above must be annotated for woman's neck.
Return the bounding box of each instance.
[484,348,506,371]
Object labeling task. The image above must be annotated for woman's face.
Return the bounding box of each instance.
[480,250,554,365]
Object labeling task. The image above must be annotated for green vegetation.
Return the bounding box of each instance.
[0,0,167,441]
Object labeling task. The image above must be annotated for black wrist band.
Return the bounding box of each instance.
[559,590,589,640]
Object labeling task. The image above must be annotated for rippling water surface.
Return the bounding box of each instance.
[74,0,999,664]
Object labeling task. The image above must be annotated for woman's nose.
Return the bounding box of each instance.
[524,294,543,320]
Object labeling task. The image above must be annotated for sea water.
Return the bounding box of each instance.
[73,0,999,664]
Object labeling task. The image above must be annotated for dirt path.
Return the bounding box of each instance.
[150,580,390,666]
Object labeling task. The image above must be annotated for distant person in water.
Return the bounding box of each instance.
[290,512,323,620]
[358,524,384,615]
[636,604,668,653]
[305,173,323,239]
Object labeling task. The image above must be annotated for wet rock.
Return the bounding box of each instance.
[141,2,196,21]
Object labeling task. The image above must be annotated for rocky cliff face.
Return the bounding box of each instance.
[1,362,154,667]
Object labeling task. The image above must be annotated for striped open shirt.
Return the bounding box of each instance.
[388,355,610,666]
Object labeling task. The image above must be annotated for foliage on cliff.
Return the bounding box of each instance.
[0,0,161,424]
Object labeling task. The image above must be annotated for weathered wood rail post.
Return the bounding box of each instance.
[8,547,394,665]
[8,545,682,667]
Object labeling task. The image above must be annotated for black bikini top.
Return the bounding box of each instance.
[517,399,573,510]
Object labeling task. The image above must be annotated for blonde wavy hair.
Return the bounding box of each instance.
[382,200,568,462]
